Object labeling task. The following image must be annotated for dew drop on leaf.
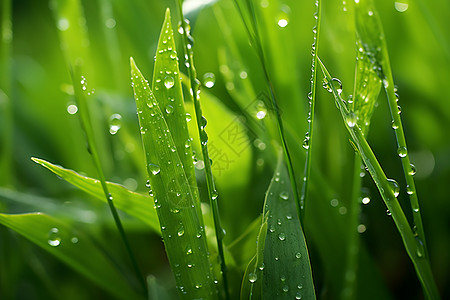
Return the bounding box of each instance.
[148,163,161,175]
[203,72,215,88]
[387,178,400,197]
[164,76,174,89]
[409,163,417,176]
[279,191,289,200]
[278,232,286,241]
[248,272,257,283]
[109,113,122,135]
[48,228,61,247]
[346,112,357,128]
[397,146,407,157]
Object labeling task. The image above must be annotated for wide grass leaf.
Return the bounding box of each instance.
[31,157,160,233]
[0,212,143,299]
[261,156,316,299]
[130,10,216,298]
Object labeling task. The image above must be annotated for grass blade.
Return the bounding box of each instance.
[0,212,143,299]
[261,155,316,299]
[301,0,321,220]
[0,0,13,186]
[176,3,229,297]
[31,157,160,233]
[318,57,440,300]
[355,0,427,259]
[131,56,216,298]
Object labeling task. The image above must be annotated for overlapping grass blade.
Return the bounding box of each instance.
[0,212,143,300]
[131,17,218,294]
[31,157,159,232]
[260,155,316,299]
[131,56,216,299]
[318,57,440,300]
[355,0,426,257]
[151,9,201,220]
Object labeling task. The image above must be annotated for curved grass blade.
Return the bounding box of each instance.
[176,3,229,297]
[131,57,216,299]
[0,212,143,300]
[261,155,316,299]
[31,157,160,233]
[240,216,267,300]
[318,57,440,300]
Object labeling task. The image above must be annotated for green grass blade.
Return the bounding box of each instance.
[301,0,321,220]
[152,9,202,221]
[0,0,13,186]
[318,57,440,300]
[355,0,427,260]
[31,157,160,233]
[176,3,229,297]
[130,57,216,299]
[0,212,143,300]
[261,155,316,299]
[71,66,145,294]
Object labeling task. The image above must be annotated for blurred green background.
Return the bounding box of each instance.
[1,0,449,299]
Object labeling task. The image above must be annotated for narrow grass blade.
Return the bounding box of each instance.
[240,217,267,299]
[31,157,160,233]
[0,0,13,186]
[131,57,217,299]
[301,0,321,220]
[355,0,427,259]
[232,0,302,227]
[176,3,229,297]
[0,212,143,300]
[318,57,440,300]
[261,156,316,299]
[342,33,383,300]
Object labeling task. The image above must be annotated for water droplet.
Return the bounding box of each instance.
[397,105,402,114]
[105,18,116,29]
[71,236,79,244]
[387,178,400,197]
[409,163,417,176]
[406,185,414,195]
[57,18,70,31]
[186,247,193,255]
[165,104,174,114]
[386,209,392,216]
[295,252,302,259]
[397,146,408,157]
[248,272,257,283]
[48,228,61,247]
[361,196,370,204]
[278,232,286,241]
[278,18,288,27]
[279,191,289,200]
[346,112,357,128]
[357,224,367,233]
[394,2,409,12]
[148,163,161,175]
[392,121,399,130]
[177,225,185,236]
[195,283,202,289]
[200,116,207,129]
[186,113,191,122]
[282,285,289,292]
[296,292,302,299]
[170,208,180,214]
[67,104,78,115]
[330,199,339,207]
[109,113,122,135]
[203,72,215,88]
[164,76,174,89]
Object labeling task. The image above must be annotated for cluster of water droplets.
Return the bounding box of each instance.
[47,227,79,247]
